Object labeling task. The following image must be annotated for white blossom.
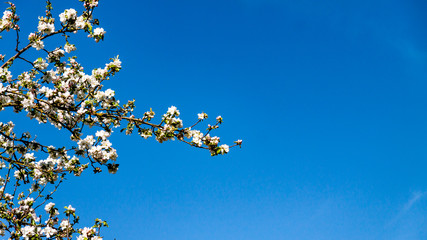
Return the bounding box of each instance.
[78,135,95,150]
[93,27,105,36]
[64,42,76,53]
[31,40,44,50]
[21,226,36,239]
[37,18,55,34]
[60,219,71,230]
[96,130,110,140]
[33,58,48,70]
[42,226,57,238]
[59,8,77,23]
[219,144,229,154]
[44,202,55,212]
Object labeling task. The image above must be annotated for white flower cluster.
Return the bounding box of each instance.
[0,8,18,32]
[47,48,65,62]
[198,112,208,120]
[154,106,183,143]
[60,219,71,230]
[91,26,106,42]
[0,10,13,29]
[2,201,94,239]
[64,42,76,53]
[78,133,117,163]
[43,226,58,238]
[77,227,102,240]
[96,130,110,140]
[37,16,55,34]
[59,8,77,24]
[28,32,44,50]
[78,135,95,150]
[187,129,204,147]
[93,27,105,37]
[88,140,118,163]
[45,202,57,214]
[0,122,15,149]
[21,225,42,240]
[0,67,12,82]
[83,0,99,8]
[33,57,48,70]
[58,8,91,33]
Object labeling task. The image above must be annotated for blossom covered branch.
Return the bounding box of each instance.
[0,0,241,239]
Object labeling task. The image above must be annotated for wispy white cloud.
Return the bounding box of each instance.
[401,191,424,213]
[373,191,427,240]
[385,191,425,228]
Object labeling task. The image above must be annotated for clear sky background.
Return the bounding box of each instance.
[3,0,427,239]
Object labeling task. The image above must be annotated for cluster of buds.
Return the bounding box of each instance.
[0,3,19,32]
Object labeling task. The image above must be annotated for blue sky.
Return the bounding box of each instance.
[3,0,427,239]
